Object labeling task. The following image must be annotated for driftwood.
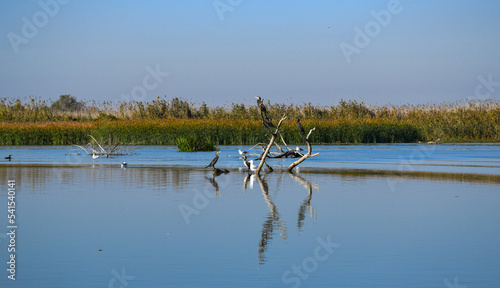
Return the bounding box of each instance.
[256,114,287,174]
[254,97,320,174]
[287,127,320,173]
[70,135,134,158]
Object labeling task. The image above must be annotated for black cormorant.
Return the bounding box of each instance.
[262,116,276,129]
[205,151,221,168]
[255,96,268,117]
[297,118,306,139]
[242,155,251,170]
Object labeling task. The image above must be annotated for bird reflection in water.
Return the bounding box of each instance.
[205,176,220,196]
[205,169,229,196]
[243,173,256,190]
[205,171,319,265]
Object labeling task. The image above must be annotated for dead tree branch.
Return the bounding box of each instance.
[287,127,320,173]
[256,114,287,175]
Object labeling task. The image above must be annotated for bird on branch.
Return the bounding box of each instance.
[262,116,276,130]
[255,96,268,118]
[256,96,277,131]
[297,118,306,140]
[205,151,221,169]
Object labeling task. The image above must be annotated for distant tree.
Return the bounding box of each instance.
[51,95,84,112]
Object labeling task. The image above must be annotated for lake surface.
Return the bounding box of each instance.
[0,144,499,287]
[1,143,500,174]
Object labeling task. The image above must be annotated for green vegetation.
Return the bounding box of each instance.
[176,135,217,152]
[0,96,499,145]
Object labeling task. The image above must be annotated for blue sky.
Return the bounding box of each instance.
[1,0,500,107]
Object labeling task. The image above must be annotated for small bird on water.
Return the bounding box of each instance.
[205,151,220,169]
[121,162,127,168]
[5,155,12,161]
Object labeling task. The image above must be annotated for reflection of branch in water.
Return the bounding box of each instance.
[205,176,220,196]
[290,174,318,231]
[256,174,287,265]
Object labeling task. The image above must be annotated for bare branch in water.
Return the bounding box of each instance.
[288,127,320,173]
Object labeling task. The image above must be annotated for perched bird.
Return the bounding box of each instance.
[5,155,12,161]
[297,118,306,139]
[238,149,248,157]
[205,151,221,169]
[121,162,127,168]
[262,116,275,129]
[255,96,268,117]
[242,155,251,170]
[248,160,258,172]
[256,96,276,130]
[295,146,304,152]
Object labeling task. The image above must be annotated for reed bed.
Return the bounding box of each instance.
[1,96,498,145]
[0,119,421,145]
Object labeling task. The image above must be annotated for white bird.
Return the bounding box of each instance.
[238,149,248,157]
[121,162,127,168]
[92,153,99,159]
[249,160,258,171]
[295,146,304,152]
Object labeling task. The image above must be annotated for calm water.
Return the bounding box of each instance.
[1,143,499,174]
[0,144,499,287]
